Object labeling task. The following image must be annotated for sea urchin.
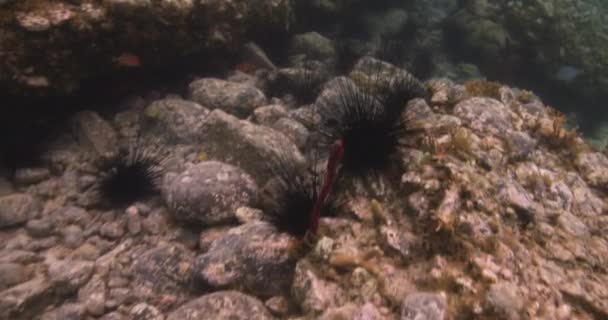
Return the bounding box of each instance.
[317,71,422,176]
[260,149,336,237]
[96,143,165,206]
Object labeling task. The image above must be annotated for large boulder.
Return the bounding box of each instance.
[198,109,305,184]
[163,161,258,226]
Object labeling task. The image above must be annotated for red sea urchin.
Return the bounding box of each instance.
[96,142,165,207]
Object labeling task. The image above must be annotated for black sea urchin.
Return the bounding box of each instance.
[96,143,165,206]
[317,65,425,177]
[260,149,336,237]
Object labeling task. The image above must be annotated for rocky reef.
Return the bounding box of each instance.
[0,0,293,96]
[0,30,607,319]
[1,1,608,320]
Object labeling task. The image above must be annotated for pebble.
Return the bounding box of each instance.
[0,193,40,227]
[100,221,125,239]
[0,262,31,289]
[126,210,142,235]
[26,218,55,237]
[130,303,164,320]
[14,168,51,185]
[78,274,106,316]
[265,296,290,316]
[71,243,101,261]
[63,224,85,249]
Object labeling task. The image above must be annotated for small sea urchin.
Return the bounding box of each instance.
[96,143,165,207]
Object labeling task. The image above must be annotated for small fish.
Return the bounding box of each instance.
[113,53,141,67]
[235,62,257,74]
[554,65,582,82]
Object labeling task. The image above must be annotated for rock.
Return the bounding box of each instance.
[78,275,106,316]
[189,78,266,118]
[48,259,94,295]
[497,179,536,224]
[4,232,33,250]
[380,226,419,261]
[401,292,447,320]
[166,290,275,320]
[292,259,344,314]
[0,276,52,319]
[126,210,142,235]
[453,97,512,136]
[132,243,197,306]
[99,311,128,320]
[234,206,264,224]
[54,206,91,229]
[142,209,168,235]
[354,303,383,320]
[62,224,85,249]
[107,277,129,288]
[143,98,210,142]
[271,117,309,149]
[574,152,608,188]
[130,303,164,320]
[505,131,536,160]
[40,303,86,320]
[28,236,59,252]
[0,250,40,264]
[0,193,40,228]
[198,109,305,183]
[198,226,231,252]
[319,304,359,320]
[71,243,101,261]
[164,161,258,226]
[107,287,132,308]
[71,111,119,160]
[485,282,523,320]
[100,221,126,239]
[557,212,589,238]
[560,280,608,319]
[26,218,55,238]
[14,168,51,185]
[265,296,290,316]
[193,222,297,296]
[290,32,335,61]
[252,105,288,126]
[0,263,31,290]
